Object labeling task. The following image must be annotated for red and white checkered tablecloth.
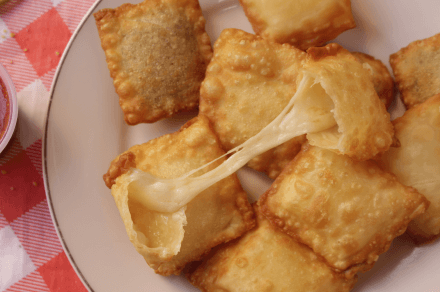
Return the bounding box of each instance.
[0,0,96,291]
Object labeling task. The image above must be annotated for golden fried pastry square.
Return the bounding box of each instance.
[188,205,357,292]
[104,115,255,275]
[94,0,212,124]
[238,0,355,50]
[302,44,394,161]
[259,144,429,276]
[352,52,394,109]
[390,33,440,109]
[199,28,307,179]
[378,94,440,243]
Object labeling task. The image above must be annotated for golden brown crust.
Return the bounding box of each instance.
[199,28,307,179]
[106,115,255,275]
[259,144,429,276]
[352,52,394,109]
[188,204,357,292]
[304,44,394,160]
[103,152,136,188]
[377,94,440,243]
[306,42,345,60]
[406,222,440,245]
[238,0,355,50]
[94,0,212,124]
[390,33,440,109]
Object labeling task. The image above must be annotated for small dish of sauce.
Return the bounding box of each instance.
[0,63,17,153]
[0,77,10,138]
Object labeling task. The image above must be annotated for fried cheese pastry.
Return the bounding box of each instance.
[103,115,255,275]
[199,28,307,179]
[378,94,440,243]
[303,44,394,161]
[94,0,212,124]
[259,144,429,277]
[238,0,355,50]
[352,52,394,109]
[390,33,440,109]
[201,35,393,183]
[188,205,357,292]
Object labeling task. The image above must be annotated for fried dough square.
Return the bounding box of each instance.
[188,205,357,292]
[238,0,355,50]
[199,28,307,179]
[103,115,255,275]
[378,94,440,243]
[94,0,212,124]
[352,52,394,109]
[259,144,429,276]
[390,33,440,109]
[303,44,394,161]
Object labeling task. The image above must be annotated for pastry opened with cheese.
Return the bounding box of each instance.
[200,30,394,179]
[104,116,254,275]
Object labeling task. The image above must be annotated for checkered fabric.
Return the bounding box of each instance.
[0,0,96,291]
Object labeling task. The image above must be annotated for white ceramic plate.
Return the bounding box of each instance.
[44,0,440,291]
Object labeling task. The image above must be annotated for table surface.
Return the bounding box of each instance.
[0,0,95,291]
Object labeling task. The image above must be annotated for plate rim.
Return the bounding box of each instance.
[42,1,103,291]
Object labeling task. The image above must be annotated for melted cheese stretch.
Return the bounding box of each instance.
[127,75,337,213]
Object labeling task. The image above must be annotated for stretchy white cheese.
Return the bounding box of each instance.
[126,74,336,213]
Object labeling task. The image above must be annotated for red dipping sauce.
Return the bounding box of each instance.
[0,76,9,141]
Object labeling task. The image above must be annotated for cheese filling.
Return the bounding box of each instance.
[126,74,337,213]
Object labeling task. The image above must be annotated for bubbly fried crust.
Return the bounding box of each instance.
[238,0,355,50]
[390,33,440,109]
[378,94,440,243]
[259,144,429,277]
[352,52,394,109]
[199,28,307,179]
[104,115,255,275]
[188,205,357,292]
[94,0,212,124]
[103,152,136,188]
[304,44,394,161]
